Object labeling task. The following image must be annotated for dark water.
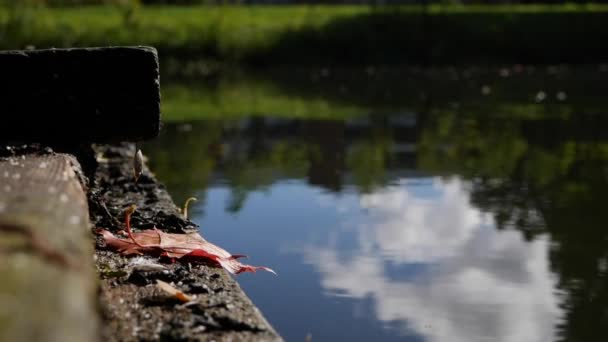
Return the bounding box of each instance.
[144,67,608,342]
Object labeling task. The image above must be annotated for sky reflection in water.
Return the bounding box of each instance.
[192,178,560,342]
[144,69,608,341]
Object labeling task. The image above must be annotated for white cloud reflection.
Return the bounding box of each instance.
[304,178,561,342]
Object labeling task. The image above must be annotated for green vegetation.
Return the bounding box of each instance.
[2,4,608,64]
[146,64,608,200]
[159,66,608,122]
[161,79,368,121]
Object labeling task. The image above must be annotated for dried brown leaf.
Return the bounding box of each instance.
[97,204,275,275]
[156,279,193,303]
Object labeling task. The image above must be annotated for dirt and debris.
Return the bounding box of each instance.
[156,279,194,303]
[88,143,282,342]
[1,142,281,341]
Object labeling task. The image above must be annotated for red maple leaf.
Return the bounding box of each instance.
[96,206,275,275]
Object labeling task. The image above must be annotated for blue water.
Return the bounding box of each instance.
[193,179,558,342]
[144,105,608,341]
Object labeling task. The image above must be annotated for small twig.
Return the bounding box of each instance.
[133,148,143,183]
[182,197,197,220]
[100,199,122,227]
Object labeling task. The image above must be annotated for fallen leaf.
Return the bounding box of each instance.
[156,279,193,303]
[96,206,276,275]
[97,228,276,275]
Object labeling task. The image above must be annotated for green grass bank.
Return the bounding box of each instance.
[1,4,608,65]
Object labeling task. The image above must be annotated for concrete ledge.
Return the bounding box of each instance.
[0,153,99,342]
[90,144,282,341]
[0,47,160,143]
[0,144,281,341]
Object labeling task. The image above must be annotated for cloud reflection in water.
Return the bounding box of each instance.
[304,178,561,342]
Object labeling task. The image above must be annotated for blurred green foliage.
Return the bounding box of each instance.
[145,65,608,199]
[161,78,368,121]
[159,66,608,122]
[143,68,608,340]
[1,4,608,64]
[417,107,608,342]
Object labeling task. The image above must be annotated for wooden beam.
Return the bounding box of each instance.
[0,154,99,342]
[0,47,160,143]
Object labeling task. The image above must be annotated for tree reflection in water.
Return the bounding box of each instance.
[144,81,608,341]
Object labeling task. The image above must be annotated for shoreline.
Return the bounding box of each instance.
[89,143,282,341]
[2,5,608,65]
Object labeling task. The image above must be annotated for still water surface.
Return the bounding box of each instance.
[145,68,608,341]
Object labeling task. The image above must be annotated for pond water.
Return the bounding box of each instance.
[144,67,608,342]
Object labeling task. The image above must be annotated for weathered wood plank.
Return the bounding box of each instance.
[0,47,160,143]
[0,154,99,342]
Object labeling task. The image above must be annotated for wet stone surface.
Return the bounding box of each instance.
[89,143,281,342]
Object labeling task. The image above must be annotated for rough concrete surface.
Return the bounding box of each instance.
[89,143,282,342]
[0,150,99,342]
[0,143,282,342]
